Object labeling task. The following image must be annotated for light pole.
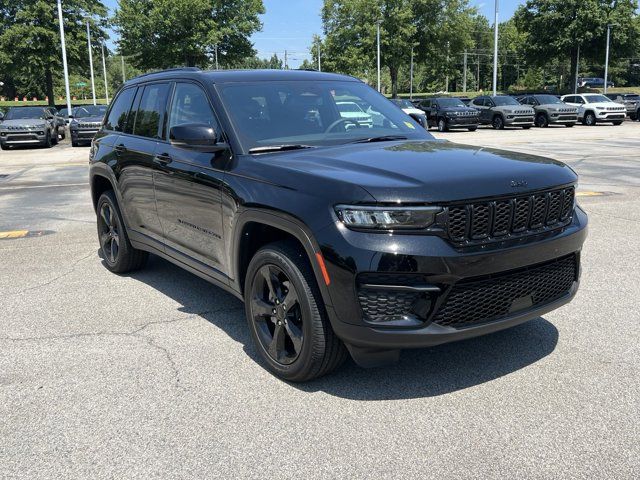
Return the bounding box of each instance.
[376,20,381,93]
[604,24,612,94]
[101,42,109,103]
[86,20,96,105]
[492,0,499,96]
[317,41,321,72]
[574,44,580,94]
[56,0,72,115]
[215,45,219,70]
[409,47,414,100]
[121,55,126,83]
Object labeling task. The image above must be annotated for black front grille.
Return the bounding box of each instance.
[432,255,577,328]
[446,187,574,245]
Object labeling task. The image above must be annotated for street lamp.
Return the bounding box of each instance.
[86,19,97,105]
[492,0,499,96]
[376,20,382,93]
[604,24,614,94]
[101,42,109,103]
[56,0,72,115]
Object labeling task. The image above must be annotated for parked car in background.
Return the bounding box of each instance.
[335,101,373,128]
[45,106,66,140]
[577,77,614,88]
[58,107,72,125]
[390,99,427,128]
[517,94,578,128]
[605,93,640,120]
[89,68,587,381]
[0,106,58,150]
[70,105,108,147]
[470,95,535,129]
[561,93,625,126]
[417,97,479,132]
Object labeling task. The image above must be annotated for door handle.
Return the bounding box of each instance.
[153,153,173,165]
[114,143,127,155]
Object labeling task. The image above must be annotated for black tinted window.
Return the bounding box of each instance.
[133,83,170,139]
[105,88,136,131]
[168,83,217,132]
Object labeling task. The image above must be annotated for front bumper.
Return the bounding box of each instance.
[548,114,578,124]
[445,116,480,128]
[596,112,625,121]
[504,115,534,126]
[0,131,47,145]
[71,129,99,142]
[317,206,587,351]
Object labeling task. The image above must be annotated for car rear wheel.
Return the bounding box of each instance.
[583,112,596,126]
[492,115,504,130]
[97,190,148,273]
[245,242,348,382]
[535,113,549,128]
[437,118,448,132]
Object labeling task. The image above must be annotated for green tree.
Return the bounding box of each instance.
[514,0,639,89]
[114,0,264,70]
[0,0,109,105]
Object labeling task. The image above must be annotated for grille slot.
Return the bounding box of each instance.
[446,187,574,246]
[432,255,577,328]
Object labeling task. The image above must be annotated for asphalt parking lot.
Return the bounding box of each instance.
[1,123,638,479]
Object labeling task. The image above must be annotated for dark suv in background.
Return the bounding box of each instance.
[416,97,479,132]
[89,69,587,381]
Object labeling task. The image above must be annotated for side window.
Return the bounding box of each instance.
[420,100,430,108]
[576,96,585,104]
[133,83,171,139]
[105,87,137,132]
[124,87,142,134]
[168,82,218,133]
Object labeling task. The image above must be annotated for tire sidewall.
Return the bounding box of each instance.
[437,118,447,132]
[584,112,596,126]
[492,115,504,129]
[536,113,548,127]
[97,191,129,271]
[244,247,322,380]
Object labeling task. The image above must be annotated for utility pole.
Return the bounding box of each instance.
[574,45,580,94]
[492,0,499,96]
[317,42,321,71]
[101,42,109,103]
[445,41,450,92]
[121,55,126,83]
[376,20,381,93]
[463,50,467,93]
[284,50,288,70]
[409,47,414,100]
[604,25,612,94]
[215,45,219,70]
[477,54,480,90]
[57,0,72,115]
[86,20,96,105]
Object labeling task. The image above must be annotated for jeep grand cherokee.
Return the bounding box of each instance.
[89,69,587,381]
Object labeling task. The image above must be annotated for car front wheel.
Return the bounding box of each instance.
[245,242,347,382]
[492,115,505,130]
[535,113,549,128]
[583,112,596,126]
[437,118,448,132]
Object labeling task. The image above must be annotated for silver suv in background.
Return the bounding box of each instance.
[0,106,58,150]
[605,93,640,120]
[517,94,578,128]
[470,95,535,129]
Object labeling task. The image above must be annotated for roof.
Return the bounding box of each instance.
[125,68,360,87]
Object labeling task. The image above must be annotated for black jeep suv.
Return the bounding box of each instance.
[416,97,480,131]
[89,69,587,381]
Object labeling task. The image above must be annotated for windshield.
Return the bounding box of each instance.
[74,105,108,118]
[392,99,414,108]
[5,107,47,120]
[535,95,562,105]
[585,95,611,103]
[624,94,640,100]
[217,80,432,152]
[437,98,466,108]
[492,96,520,106]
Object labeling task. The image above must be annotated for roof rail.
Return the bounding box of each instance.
[129,67,201,81]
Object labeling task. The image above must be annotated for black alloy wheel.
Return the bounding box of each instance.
[99,202,120,265]
[535,113,549,128]
[250,264,304,365]
[492,115,504,130]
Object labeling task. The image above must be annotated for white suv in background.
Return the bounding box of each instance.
[561,93,626,126]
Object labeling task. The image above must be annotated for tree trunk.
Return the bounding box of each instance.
[389,65,398,98]
[45,68,55,106]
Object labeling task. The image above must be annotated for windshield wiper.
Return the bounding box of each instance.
[248,144,315,154]
[349,135,408,144]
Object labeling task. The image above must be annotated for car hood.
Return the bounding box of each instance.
[402,107,425,116]
[1,119,47,128]
[73,116,104,124]
[540,104,577,111]
[583,102,625,109]
[439,106,477,113]
[256,140,577,203]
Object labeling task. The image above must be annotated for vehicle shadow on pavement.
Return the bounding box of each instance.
[126,255,558,400]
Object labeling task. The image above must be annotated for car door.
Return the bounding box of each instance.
[420,99,433,126]
[153,81,230,279]
[116,82,171,245]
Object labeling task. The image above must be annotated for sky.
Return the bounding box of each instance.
[103,0,524,68]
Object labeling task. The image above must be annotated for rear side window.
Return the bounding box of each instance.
[105,87,136,131]
[133,83,171,139]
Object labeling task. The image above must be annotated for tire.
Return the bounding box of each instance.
[71,140,78,147]
[522,125,531,129]
[535,113,549,128]
[492,115,505,130]
[565,123,575,127]
[96,190,148,273]
[437,117,448,132]
[468,126,477,132]
[244,241,348,382]
[43,131,52,148]
[52,130,58,145]
[612,121,623,126]
[0,143,8,150]
[583,111,596,126]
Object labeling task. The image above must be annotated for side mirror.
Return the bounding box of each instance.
[46,114,54,120]
[169,124,218,150]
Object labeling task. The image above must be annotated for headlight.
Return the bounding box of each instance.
[595,106,604,110]
[335,205,441,230]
